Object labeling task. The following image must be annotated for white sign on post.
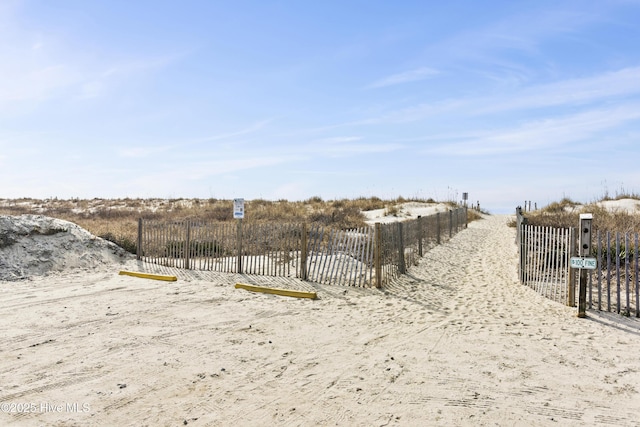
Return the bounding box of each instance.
[570,257,597,270]
[233,198,245,219]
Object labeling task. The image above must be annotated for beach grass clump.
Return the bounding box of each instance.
[524,199,640,233]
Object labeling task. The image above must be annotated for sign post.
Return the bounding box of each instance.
[234,199,245,273]
[576,214,593,318]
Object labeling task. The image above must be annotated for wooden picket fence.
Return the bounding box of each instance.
[137,207,468,288]
[590,230,640,316]
[518,222,575,305]
[516,208,640,317]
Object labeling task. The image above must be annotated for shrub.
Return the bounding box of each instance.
[100,232,137,254]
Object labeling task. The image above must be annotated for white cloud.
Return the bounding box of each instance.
[336,65,640,128]
[304,140,403,157]
[0,62,80,103]
[427,6,604,65]
[0,5,184,109]
[193,119,274,144]
[423,103,640,156]
[368,67,439,89]
[316,136,362,144]
[117,146,172,158]
[478,66,640,114]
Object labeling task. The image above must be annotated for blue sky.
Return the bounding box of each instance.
[2,0,640,213]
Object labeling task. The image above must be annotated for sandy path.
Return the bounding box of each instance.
[1,215,639,426]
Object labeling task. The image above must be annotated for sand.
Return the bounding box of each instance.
[1,214,640,426]
[0,215,132,281]
[362,202,451,224]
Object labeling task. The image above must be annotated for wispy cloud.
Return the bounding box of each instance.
[367,67,439,89]
[427,6,605,65]
[477,66,640,114]
[316,136,362,144]
[77,54,185,100]
[0,4,185,108]
[423,103,640,156]
[305,141,404,157]
[130,155,300,189]
[333,65,640,128]
[0,62,81,103]
[117,119,275,158]
[117,146,172,158]
[193,119,274,143]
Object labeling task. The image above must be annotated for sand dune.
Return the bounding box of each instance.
[1,214,639,426]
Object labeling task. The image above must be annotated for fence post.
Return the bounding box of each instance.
[465,206,468,229]
[568,227,577,307]
[375,223,382,288]
[300,223,308,280]
[417,215,423,257]
[449,210,453,239]
[236,219,243,274]
[185,220,191,270]
[453,209,457,233]
[137,218,142,260]
[516,207,522,280]
[436,213,441,245]
[519,222,526,283]
[397,222,406,274]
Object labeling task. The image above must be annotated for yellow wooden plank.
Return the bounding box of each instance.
[235,283,317,299]
[119,270,178,282]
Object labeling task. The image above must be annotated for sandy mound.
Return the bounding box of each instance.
[362,202,451,224]
[0,215,133,281]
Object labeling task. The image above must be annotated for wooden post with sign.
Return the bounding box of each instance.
[568,227,576,307]
[577,214,593,318]
[236,219,242,273]
[234,199,245,274]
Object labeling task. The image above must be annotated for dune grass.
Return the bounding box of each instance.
[521,196,640,233]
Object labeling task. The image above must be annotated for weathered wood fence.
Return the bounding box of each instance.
[516,207,640,317]
[137,207,467,288]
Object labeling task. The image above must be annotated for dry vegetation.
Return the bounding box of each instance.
[0,196,474,254]
[521,195,640,233]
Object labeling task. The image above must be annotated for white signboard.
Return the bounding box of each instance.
[570,257,597,270]
[233,198,245,219]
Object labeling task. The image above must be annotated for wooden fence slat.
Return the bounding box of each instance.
[350,229,362,286]
[310,225,323,281]
[625,232,631,315]
[307,225,318,280]
[531,226,538,290]
[636,233,639,318]
[338,230,352,285]
[552,227,559,300]
[597,230,602,311]
[533,227,540,292]
[607,231,611,312]
[343,229,354,285]
[318,229,334,284]
[360,227,370,287]
[331,230,347,285]
[616,232,621,314]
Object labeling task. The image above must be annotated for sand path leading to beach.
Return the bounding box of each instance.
[1,215,639,426]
